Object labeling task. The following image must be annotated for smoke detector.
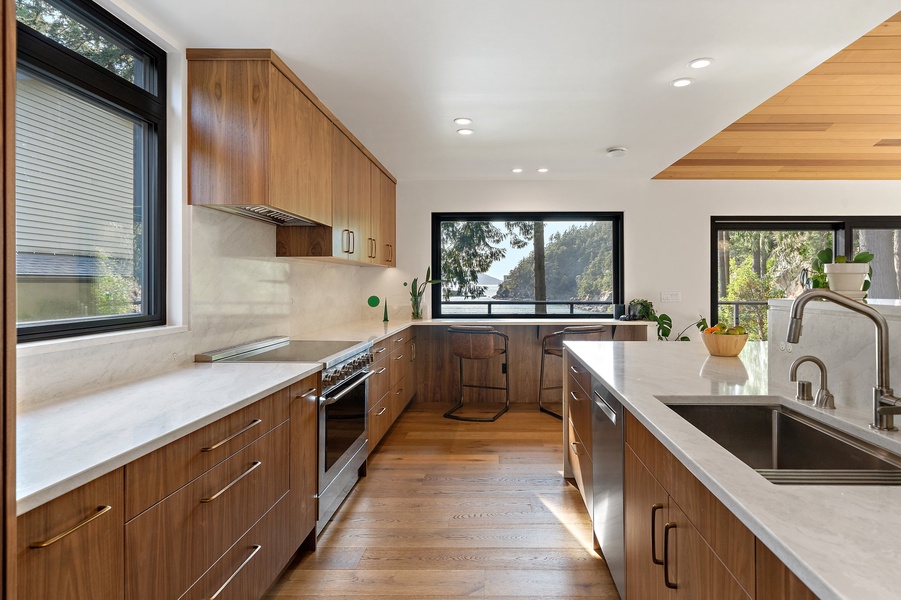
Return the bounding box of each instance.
[606,147,627,158]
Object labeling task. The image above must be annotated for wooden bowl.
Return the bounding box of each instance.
[701,332,748,357]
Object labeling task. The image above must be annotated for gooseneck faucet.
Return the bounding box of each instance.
[787,288,901,430]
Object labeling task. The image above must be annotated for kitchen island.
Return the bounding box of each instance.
[565,339,901,600]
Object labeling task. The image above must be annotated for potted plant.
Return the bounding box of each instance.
[803,248,873,297]
[628,298,708,341]
[404,267,440,319]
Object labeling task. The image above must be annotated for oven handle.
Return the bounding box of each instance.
[320,370,375,406]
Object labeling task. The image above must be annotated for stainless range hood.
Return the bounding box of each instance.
[210,204,317,226]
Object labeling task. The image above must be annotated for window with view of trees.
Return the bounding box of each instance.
[431,213,623,318]
[712,217,901,341]
[15,0,166,341]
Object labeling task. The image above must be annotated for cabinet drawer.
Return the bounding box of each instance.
[389,346,408,388]
[567,373,592,442]
[567,419,592,514]
[125,388,289,519]
[567,357,592,397]
[388,378,411,421]
[18,468,124,600]
[386,329,409,353]
[125,423,289,600]
[368,395,392,450]
[369,355,391,404]
[178,491,294,600]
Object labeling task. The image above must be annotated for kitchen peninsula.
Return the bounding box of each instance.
[565,339,901,600]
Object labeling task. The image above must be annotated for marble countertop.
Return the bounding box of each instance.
[16,362,320,515]
[565,340,901,600]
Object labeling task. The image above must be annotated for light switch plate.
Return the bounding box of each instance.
[660,291,681,302]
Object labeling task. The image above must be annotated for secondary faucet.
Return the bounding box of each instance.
[787,288,901,430]
[789,355,835,409]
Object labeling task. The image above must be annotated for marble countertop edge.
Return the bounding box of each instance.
[16,362,321,515]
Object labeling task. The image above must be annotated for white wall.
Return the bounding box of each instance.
[393,178,901,333]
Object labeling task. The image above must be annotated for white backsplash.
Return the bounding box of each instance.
[769,298,901,413]
[17,207,376,406]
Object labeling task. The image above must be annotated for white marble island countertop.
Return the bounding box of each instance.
[17,361,320,515]
[565,340,901,600]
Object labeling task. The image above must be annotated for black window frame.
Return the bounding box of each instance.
[710,216,901,326]
[15,0,167,342]
[431,211,624,320]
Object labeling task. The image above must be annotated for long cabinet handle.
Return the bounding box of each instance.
[349,230,355,254]
[651,504,664,565]
[30,505,113,548]
[201,461,262,503]
[295,387,317,400]
[208,544,262,599]
[201,419,262,452]
[663,522,678,589]
[341,229,350,253]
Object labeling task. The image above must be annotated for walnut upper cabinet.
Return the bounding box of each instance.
[276,127,397,266]
[187,49,333,226]
[370,162,396,266]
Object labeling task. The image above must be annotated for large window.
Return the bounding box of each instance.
[15,0,166,341]
[431,212,624,318]
[712,217,901,341]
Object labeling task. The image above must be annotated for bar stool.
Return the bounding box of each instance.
[444,325,510,422]
[538,325,609,419]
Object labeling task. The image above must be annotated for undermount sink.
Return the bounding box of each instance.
[666,403,901,485]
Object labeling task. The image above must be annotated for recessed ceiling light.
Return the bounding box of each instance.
[457,128,474,135]
[537,168,549,173]
[671,78,694,88]
[454,117,473,125]
[512,168,523,173]
[606,147,627,158]
[688,58,714,69]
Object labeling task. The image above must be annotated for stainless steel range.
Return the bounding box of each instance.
[196,336,374,534]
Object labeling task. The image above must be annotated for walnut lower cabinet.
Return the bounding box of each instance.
[368,329,417,453]
[19,380,321,600]
[624,411,817,600]
[17,468,124,600]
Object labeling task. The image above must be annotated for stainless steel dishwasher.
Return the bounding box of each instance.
[592,379,625,598]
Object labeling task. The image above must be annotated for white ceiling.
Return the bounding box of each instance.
[122,0,901,181]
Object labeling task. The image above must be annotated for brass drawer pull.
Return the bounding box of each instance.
[663,522,677,589]
[208,544,262,599]
[201,461,262,503]
[376,407,387,416]
[202,419,262,452]
[30,505,113,548]
[394,354,404,361]
[651,504,664,565]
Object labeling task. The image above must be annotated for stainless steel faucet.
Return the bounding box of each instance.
[789,355,835,409]
[787,288,901,430]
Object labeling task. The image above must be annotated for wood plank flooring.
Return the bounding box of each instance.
[266,403,619,599]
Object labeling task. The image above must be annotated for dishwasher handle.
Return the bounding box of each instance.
[594,390,618,424]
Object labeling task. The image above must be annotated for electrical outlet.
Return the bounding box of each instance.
[660,291,681,302]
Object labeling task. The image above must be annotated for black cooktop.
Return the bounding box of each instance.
[224,340,366,367]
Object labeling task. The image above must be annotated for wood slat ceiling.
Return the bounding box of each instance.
[655,11,901,180]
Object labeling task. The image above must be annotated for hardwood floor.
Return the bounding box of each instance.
[266,403,620,599]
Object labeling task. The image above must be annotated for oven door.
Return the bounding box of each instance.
[318,369,372,528]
